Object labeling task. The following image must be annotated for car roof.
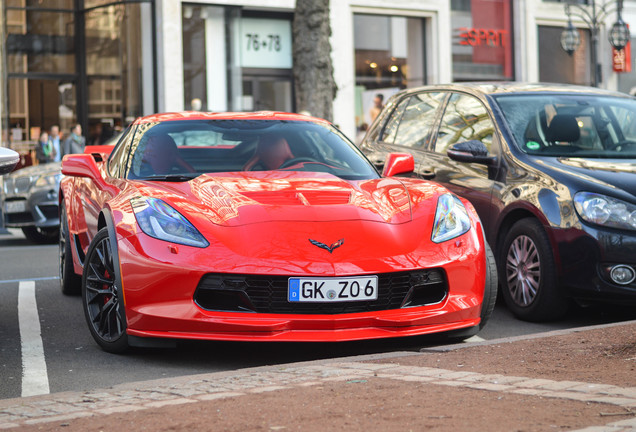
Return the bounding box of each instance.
[134,111,328,125]
[398,82,632,98]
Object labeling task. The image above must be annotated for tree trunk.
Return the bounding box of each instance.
[292,0,337,122]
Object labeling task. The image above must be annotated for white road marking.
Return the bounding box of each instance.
[0,276,59,285]
[18,281,50,397]
[464,335,486,343]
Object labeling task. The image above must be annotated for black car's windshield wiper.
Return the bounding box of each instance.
[140,173,200,182]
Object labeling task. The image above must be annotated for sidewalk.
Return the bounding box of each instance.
[2,320,636,431]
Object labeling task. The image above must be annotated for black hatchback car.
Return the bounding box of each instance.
[360,83,636,322]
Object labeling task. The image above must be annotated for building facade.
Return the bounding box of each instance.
[2,0,635,157]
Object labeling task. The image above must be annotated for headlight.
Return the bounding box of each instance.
[574,192,636,231]
[130,197,209,248]
[35,173,62,187]
[431,193,471,243]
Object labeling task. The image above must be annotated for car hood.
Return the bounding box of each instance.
[6,162,61,178]
[134,172,426,227]
[532,157,636,200]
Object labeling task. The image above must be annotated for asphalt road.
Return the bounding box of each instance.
[1,228,635,401]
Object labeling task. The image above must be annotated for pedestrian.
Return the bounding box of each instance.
[35,130,55,164]
[49,125,62,162]
[369,93,384,123]
[191,98,202,111]
[63,124,86,156]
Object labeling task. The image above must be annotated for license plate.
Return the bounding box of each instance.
[288,276,378,302]
[4,200,26,214]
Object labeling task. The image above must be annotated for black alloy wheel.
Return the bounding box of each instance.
[59,204,82,295]
[499,218,569,322]
[82,227,128,353]
[22,225,59,244]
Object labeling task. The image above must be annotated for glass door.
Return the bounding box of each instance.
[7,78,77,167]
[242,75,293,112]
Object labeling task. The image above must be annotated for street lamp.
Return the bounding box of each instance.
[561,0,631,87]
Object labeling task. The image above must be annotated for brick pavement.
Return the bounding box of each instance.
[2,354,636,431]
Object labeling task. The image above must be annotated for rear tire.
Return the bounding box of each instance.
[499,218,569,322]
[22,226,59,244]
[59,204,81,295]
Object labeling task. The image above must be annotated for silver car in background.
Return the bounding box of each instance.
[2,162,62,243]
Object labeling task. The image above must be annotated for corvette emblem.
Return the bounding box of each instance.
[309,238,345,254]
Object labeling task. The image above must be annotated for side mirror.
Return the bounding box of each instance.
[382,153,415,177]
[447,140,497,166]
[0,147,20,174]
[61,153,102,180]
[62,153,118,194]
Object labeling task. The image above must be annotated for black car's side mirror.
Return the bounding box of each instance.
[447,140,497,166]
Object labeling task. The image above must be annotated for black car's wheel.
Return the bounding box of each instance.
[479,242,498,329]
[22,226,59,244]
[499,218,569,322]
[59,205,82,295]
[82,227,128,353]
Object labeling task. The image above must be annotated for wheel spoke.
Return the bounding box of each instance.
[507,235,541,307]
[83,232,125,344]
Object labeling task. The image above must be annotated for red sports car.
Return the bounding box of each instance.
[59,112,496,353]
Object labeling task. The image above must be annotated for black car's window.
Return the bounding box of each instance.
[122,119,379,181]
[393,92,444,148]
[379,97,409,144]
[493,94,636,158]
[107,125,134,177]
[435,93,495,154]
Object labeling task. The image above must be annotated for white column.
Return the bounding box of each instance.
[205,7,228,112]
[156,0,185,112]
[331,1,356,139]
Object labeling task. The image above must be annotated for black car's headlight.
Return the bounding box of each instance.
[35,173,62,187]
[431,193,471,243]
[130,197,209,248]
[574,192,636,231]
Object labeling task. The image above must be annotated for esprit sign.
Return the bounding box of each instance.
[240,18,292,68]
[458,27,508,47]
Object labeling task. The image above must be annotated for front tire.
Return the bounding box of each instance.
[479,242,498,329]
[499,218,569,322]
[59,204,81,295]
[82,227,128,353]
[22,226,59,244]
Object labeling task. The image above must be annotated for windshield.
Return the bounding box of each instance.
[493,93,636,158]
[125,119,379,181]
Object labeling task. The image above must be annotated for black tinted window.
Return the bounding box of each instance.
[494,93,636,158]
[379,97,409,143]
[124,119,379,181]
[107,125,134,177]
[435,93,494,154]
[394,92,444,148]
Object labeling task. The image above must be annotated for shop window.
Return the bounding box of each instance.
[451,0,513,81]
[538,26,591,85]
[182,5,208,111]
[354,14,426,128]
[6,9,75,75]
[85,3,152,144]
